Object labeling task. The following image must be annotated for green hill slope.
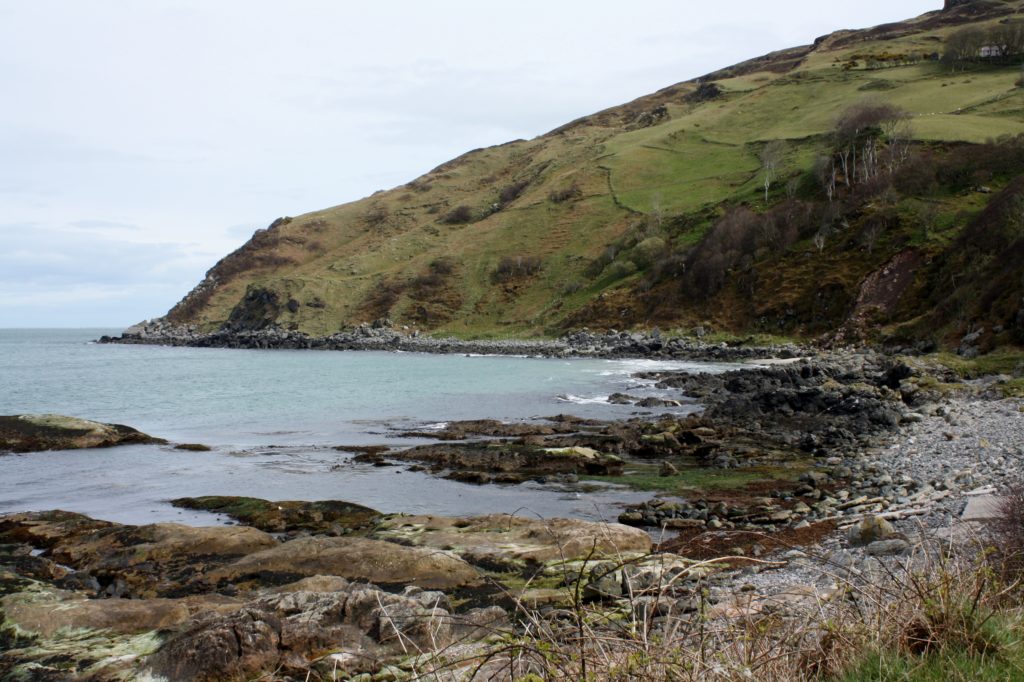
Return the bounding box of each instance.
[163,0,1024,350]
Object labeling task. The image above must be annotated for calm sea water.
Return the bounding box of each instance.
[0,329,741,525]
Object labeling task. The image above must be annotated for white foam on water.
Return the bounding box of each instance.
[557,394,611,405]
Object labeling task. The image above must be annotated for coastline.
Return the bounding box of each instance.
[98,320,805,362]
[6,329,1023,680]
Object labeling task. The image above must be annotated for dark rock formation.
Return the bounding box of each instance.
[0,414,164,453]
[101,319,804,362]
[170,496,381,535]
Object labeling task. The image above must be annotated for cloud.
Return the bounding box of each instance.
[68,220,142,232]
[0,222,218,326]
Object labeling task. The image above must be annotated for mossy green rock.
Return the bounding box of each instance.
[0,414,164,453]
[171,495,381,534]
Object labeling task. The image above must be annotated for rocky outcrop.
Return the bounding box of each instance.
[3,589,202,636]
[0,508,508,679]
[207,535,481,591]
[0,414,164,453]
[385,441,624,484]
[374,514,652,570]
[2,572,507,682]
[640,354,911,456]
[0,511,278,598]
[170,496,381,535]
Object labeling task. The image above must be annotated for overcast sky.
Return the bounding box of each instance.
[0,0,939,328]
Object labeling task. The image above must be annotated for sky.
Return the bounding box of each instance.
[0,0,939,328]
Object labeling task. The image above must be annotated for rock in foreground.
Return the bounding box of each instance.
[0,414,164,453]
[207,535,481,591]
[170,496,381,534]
[375,513,652,570]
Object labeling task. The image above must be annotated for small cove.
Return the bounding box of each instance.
[0,329,747,525]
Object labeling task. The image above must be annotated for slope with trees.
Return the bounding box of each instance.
[159,0,1024,354]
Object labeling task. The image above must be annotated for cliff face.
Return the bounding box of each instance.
[160,1,1024,348]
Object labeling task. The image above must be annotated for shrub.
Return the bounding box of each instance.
[428,257,455,276]
[440,205,474,225]
[631,237,667,268]
[585,244,619,278]
[499,180,530,205]
[987,483,1024,580]
[937,135,1024,191]
[893,152,939,196]
[549,184,582,204]
[363,278,403,317]
[407,258,457,300]
[681,207,761,300]
[492,255,542,283]
[686,80,722,103]
[604,259,638,280]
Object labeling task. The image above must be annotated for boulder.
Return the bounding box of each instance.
[146,607,284,682]
[1,512,279,597]
[1,588,243,636]
[51,522,278,570]
[0,414,164,453]
[146,579,471,681]
[847,515,897,547]
[0,510,117,549]
[207,536,479,590]
[170,496,380,534]
[373,514,651,569]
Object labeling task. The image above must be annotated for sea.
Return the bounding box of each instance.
[0,328,743,526]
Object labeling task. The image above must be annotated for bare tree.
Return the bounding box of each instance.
[919,202,940,241]
[648,193,664,233]
[880,109,914,173]
[760,140,787,203]
[942,27,985,70]
[833,101,911,186]
[813,228,829,253]
[814,155,837,202]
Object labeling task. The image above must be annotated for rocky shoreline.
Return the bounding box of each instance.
[3,389,1019,680]
[98,319,803,362]
[3,341,1021,680]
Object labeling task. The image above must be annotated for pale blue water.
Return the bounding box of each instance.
[0,329,742,525]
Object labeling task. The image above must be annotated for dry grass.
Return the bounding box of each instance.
[367,523,1024,682]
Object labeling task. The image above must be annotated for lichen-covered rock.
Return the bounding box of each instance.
[847,515,898,547]
[0,414,164,453]
[2,588,195,636]
[146,607,284,682]
[373,514,652,570]
[0,512,279,598]
[207,536,480,590]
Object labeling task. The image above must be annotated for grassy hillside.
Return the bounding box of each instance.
[164,0,1024,349]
